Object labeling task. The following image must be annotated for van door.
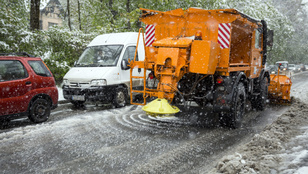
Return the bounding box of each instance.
[120,45,144,89]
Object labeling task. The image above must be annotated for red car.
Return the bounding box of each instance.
[0,53,58,123]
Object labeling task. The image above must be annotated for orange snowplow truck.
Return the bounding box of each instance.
[129,8,274,128]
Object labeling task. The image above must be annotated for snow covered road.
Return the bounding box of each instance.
[0,72,308,173]
[210,72,308,174]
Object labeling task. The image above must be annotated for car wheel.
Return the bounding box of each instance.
[220,83,246,129]
[28,98,51,123]
[113,87,128,108]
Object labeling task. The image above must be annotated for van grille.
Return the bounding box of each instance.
[69,82,90,88]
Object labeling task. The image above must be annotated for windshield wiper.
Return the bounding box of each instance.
[87,64,99,67]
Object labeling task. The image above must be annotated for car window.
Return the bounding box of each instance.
[0,60,28,82]
[123,46,138,61]
[28,60,52,77]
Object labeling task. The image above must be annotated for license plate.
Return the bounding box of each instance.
[72,95,85,101]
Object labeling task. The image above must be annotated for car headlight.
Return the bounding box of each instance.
[91,79,107,86]
[63,79,69,85]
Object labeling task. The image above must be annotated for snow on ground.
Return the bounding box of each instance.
[57,86,65,101]
[210,75,308,174]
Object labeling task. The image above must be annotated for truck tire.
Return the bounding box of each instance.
[221,82,246,128]
[28,98,51,123]
[252,77,268,111]
[113,87,128,108]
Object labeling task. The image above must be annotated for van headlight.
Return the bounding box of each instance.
[91,79,107,86]
[63,79,69,85]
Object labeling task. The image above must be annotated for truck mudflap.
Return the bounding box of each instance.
[213,73,247,113]
[213,92,233,112]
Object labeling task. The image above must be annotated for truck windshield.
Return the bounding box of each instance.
[76,45,124,67]
[276,62,288,70]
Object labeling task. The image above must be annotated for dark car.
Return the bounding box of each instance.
[299,64,306,71]
[0,52,58,123]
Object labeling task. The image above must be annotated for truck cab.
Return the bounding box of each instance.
[62,32,145,107]
[276,61,289,71]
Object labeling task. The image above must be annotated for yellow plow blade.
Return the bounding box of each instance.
[142,98,180,116]
[268,73,292,104]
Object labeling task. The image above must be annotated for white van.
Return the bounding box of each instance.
[62,32,145,107]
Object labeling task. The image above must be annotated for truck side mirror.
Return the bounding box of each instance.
[267,30,274,47]
[121,59,130,70]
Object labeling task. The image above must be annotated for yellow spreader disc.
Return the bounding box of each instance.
[142,98,180,115]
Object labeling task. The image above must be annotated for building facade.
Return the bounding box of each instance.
[40,0,64,30]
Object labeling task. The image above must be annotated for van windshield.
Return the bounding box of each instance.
[76,45,124,67]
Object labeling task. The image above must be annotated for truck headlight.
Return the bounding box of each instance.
[91,79,107,86]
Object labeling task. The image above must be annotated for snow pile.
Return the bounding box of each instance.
[57,86,65,101]
[210,98,308,174]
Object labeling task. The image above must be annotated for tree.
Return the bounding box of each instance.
[272,0,308,64]
[77,0,81,30]
[126,0,131,29]
[67,0,71,30]
[30,0,40,31]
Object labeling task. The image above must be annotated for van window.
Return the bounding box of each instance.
[76,45,124,67]
[28,60,52,77]
[123,46,138,61]
[0,60,28,81]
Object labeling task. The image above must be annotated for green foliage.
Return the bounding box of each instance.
[1,0,308,84]
[0,24,94,83]
[0,0,29,51]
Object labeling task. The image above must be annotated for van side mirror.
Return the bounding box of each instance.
[267,30,274,47]
[121,59,130,70]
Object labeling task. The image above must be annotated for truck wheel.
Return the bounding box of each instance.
[28,98,51,123]
[251,77,268,111]
[113,87,128,108]
[221,83,246,128]
[255,77,268,111]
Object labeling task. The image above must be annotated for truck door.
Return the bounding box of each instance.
[251,29,263,78]
[120,46,144,88]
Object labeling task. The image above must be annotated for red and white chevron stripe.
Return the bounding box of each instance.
[218,23,231,49]
[145,25,155,47]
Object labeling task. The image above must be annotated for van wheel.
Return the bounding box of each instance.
[28,99,51,123]
[220,83,246,129]
[113,87,128,108]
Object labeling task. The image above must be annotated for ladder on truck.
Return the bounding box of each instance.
[129,28,147,106]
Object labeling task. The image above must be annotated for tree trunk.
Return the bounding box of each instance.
[126,0,131,29]
[108,0,117,24]
[30,0,40,31]
[67,0,71,30]
[78,0,81,30]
